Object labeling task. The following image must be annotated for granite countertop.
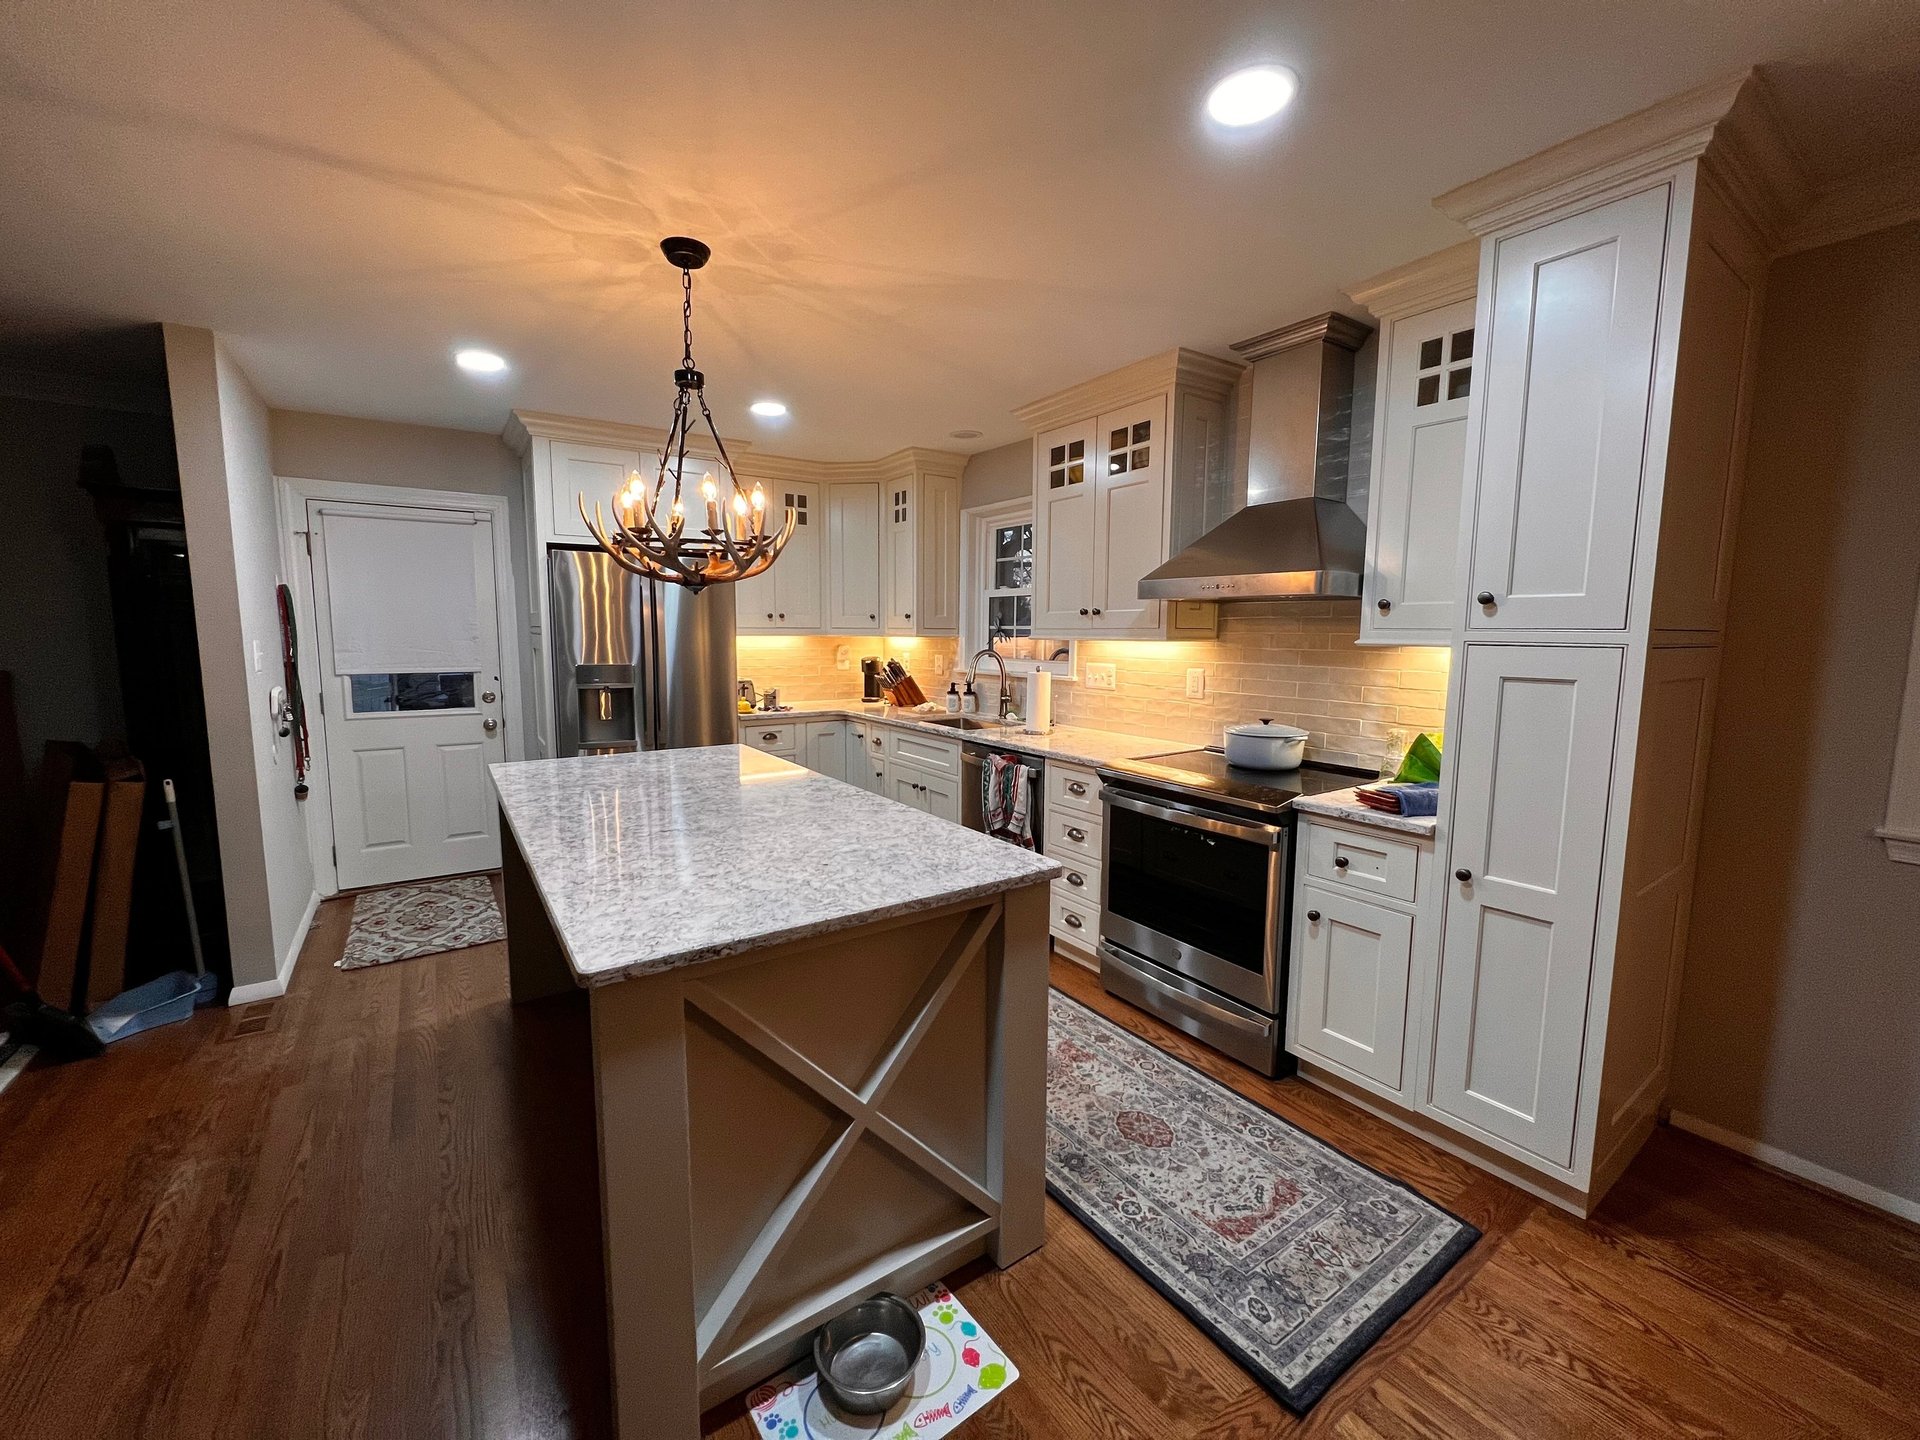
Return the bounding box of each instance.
[737,701,1179,769]
[1292,786,1440,838]
[491,746,1061,987]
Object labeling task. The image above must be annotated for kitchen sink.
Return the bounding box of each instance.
[918,714,1011,731]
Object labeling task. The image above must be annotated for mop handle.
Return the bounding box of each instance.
[162,779,208,978]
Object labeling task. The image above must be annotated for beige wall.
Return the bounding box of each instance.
[959,438,1030,510]
[165,326,314,991]
[269,409,537,745]
[1671,220,1920,1208]
[1050,602,1448,770]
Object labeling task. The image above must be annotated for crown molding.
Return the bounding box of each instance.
[1012,346,1243,433]
[1776,148,1920,256]
[1345,241,1481,319]
[1436,72,1753,235]
[1230,311,1373,362]
[505,411,964,485]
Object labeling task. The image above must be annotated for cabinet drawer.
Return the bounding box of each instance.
[1046,808,1102,865]
[1050,890,1098,948]
[1052,855,1100,907]
[1047,762,1102,818]
[740,720,798,756]
[1304,823,1418,903]
[884,727,961,779]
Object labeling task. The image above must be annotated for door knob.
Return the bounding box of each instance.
[1306,909,1320,922]
[1455,867,1473,882]
[481,690,497,703]
[1476,591,1496,607]
[1092,607,1103,616]
[483,718,499,733]
[1333,856,1349,870]
[1376,599,1391,613]
[777,612,786,620]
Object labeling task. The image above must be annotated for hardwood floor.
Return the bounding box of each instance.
[5,899,1918,1438]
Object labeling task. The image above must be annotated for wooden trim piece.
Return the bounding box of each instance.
[1345,241,1481,319]
[1230,311,1373,362]
[1667,1111,1920,1224]
[1434,69,1806,245]
[503,408,748,459]
[1011,346,1242,432]
[1779,149,1920,257]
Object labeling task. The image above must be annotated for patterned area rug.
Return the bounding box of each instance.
[1045,990,1478,1412]
[337,875,506,970]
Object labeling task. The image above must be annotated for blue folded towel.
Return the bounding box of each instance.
[1356,781,1439,817]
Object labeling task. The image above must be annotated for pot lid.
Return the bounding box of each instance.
[1225,719,1309,739]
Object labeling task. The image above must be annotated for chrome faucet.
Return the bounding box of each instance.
[969,647,1018,723]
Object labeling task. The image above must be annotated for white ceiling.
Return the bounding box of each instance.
[3,1,1918,459]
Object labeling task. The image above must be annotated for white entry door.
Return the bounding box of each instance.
[308,499,508,889]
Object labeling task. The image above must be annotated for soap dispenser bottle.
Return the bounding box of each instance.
[946,681,961,714]
[961,680,979,715]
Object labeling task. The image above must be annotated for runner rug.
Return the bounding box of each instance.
[1045,989,1478,1412]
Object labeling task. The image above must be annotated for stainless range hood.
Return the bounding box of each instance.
[1140,312,1373,601]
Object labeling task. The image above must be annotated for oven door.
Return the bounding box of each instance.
[1099,786,1286,1012]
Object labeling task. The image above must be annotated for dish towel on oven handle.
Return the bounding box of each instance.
[984,753,1035,847]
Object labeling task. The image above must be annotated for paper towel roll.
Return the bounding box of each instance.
[1023,669,1053,734]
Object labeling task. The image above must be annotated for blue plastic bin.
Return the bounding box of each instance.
[86,971,220,1044]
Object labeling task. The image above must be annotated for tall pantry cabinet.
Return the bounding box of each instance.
[1387,77,1785,1211]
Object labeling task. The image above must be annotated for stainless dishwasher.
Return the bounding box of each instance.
[961,741,1044,849]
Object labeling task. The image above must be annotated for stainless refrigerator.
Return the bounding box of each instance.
[548,546,736,756]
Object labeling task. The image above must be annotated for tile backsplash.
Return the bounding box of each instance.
[1046,600,1449,771]
[735,634,959,704]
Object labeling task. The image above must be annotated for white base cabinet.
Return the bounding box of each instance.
[802,720,847,782]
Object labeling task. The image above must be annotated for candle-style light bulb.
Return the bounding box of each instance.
[701,472,721,532]
[700,473,718,502]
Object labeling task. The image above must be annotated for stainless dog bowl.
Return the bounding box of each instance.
[812,1293,925,1414]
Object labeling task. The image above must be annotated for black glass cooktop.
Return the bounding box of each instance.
[1099,747,1373,818]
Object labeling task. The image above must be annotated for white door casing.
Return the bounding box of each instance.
[1430,643,1622,1167]
[308,499,508,889]
[1467,186,1670,632]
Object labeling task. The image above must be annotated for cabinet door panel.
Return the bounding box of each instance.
[803,721,846,781]
[1291,885,1413,1091]
[772,481,823,629]
[1430,644,1621,1166]
[1365,299,1475,641]
[883,482,917,632]
[921,773,961,824]
[915,470,961,635]
[1093,397,1166,632]
[1469,186,1669,631]
[827,482,882,631]
[1033,421,1097,632]
[550,441,641,544]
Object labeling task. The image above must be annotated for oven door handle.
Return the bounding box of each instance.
[1099,943,1275,1037]
[1098,787,1285,848]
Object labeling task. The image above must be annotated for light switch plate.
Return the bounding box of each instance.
[1084,662,1116,691]
[1185,667,1206,699]
[834,645,851,670]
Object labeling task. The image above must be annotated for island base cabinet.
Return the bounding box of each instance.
[586,886,1051,1437]
[1429,644,1622,1169]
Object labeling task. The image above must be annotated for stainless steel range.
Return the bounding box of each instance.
[1095,749,1370,1075]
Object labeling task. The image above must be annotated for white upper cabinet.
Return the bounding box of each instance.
[1033,419,1099,631]
[879,470,960,636]
[548,441,643,545]
[1465,186,1670,632]
[827,481,882,631]
[1429,643,1622,1167]
[1021,350,1238,640]
[1358,292,1477,643]
[1092,397,1167,631]
[736,480,823,632]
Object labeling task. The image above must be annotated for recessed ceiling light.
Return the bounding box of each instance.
[749,399,788,418]
[1205,65,1299,128]
[949,429,983,440]
[454,348,508,375]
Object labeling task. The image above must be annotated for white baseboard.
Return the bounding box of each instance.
[228,889,321,1006]
[1667,1110,1920,1226]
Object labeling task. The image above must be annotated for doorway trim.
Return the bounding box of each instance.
[277,477,526,898]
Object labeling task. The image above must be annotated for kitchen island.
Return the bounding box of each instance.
[490,745,1060,1438]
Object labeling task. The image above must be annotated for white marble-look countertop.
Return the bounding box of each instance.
[1292,787,1440,838]
[737,702,1179,769]
[491,746,1061,987]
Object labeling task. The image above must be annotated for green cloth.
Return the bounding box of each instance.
[1394,731,1444,784]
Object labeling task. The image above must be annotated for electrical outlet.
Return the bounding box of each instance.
[1084,662,1117,691]
[931,652,948,676]
[1185,667,1207,699]
[834,645,851,670]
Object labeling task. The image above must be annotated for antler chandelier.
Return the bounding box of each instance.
[580,237,795,591]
